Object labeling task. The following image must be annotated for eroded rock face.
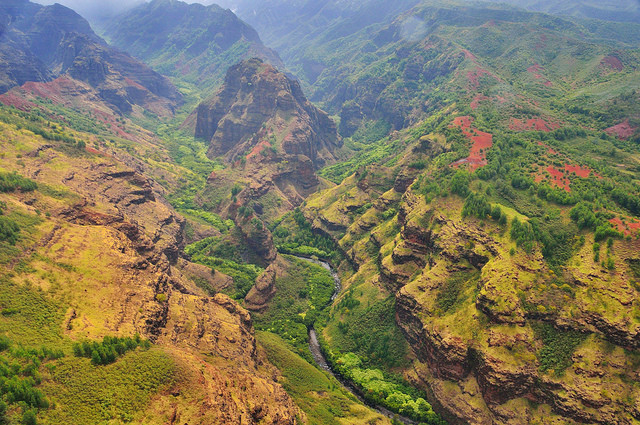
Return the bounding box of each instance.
[305,160,640,424]
[195,58,340,167]
[389,195,640,425]
[244,262,278,311]
[0,0,181,115]
[9,133,302,425]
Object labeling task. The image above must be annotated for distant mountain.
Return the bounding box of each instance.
[0,0,181,115]
[217,0,421,85]
[482,0,640,24]
[103,0,284,94]
[243,0,640,137]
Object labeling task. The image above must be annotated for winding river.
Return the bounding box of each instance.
[294,256,417,425]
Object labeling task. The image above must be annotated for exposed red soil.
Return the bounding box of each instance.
[527,64,553,87]
[545,165,571,192]
[535,34,548,50]
[450,116,493,171]
[0,92,36,110]
[462,49,479,63]
[470,94,489,110]
[246,140,271,160]
[21,77,82,103]
[123,77,146,91]
[510,118,560,132]
[535,162,598,192]
[601,55,623,71]
[605,119,637,140]
[564,164,592,178]
[85,146,110,157]
[467,67,502,90]
[609,217,640,236]
[537,141,558,155]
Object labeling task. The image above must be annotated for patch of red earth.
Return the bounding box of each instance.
[22,77,78,102]
[246,140,272,159]
[601,55,623,71]
[452,116,473,129]
[123,77,146,91]
[564,164,592,178]
[527,64,552,87]
[609,217,640,236]
[535,33,548,49]
[466,67,502,90]
[462,49,479,63]
[450,116,493,171]
[85,146,110,157]
[544,165,571,192]
[0,92,36,110]
[536,162,599,192]
[510,118,560,132]
[605,119,637,140]
[537,141,558,155]
[470,94,489,110]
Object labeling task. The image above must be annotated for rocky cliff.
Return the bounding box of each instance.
[304,130,640,424]
[195,58,339,167]
[0,106,302,424]
[0,0,181,115]
[192,58,341,264]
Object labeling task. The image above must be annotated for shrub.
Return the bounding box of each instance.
[73,335,150,366]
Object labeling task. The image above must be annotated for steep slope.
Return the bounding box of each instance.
[103,0,283,94]
[220,0,640,141]
[260,1,640,424]
[0,0,182,116]
[189,58,341,264]
[0,100,303,424]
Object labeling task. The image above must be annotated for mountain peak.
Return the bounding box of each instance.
[103,0,282,92]
[195,57,339,167]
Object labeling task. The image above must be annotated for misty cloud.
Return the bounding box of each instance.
[31,0,226,22]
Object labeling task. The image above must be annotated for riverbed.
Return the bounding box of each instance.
[294,255,417,425]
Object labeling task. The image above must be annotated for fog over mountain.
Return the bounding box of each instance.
[30,0,640,24]
[31,0,221,22]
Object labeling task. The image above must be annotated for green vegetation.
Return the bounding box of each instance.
[533,323,587,376]
[329,297,409,368]
[254,256,334,360]
[272,208,344,264]
[436,270,480,313]
[257,331,364,425]
[0,279,64,348]
[72,335,151,366]
[185,237,263,299]
[0,173,37,194]
[43,348,175,425]
[462,192,506,224]
[0,336,64,425]
[332,352,444,424]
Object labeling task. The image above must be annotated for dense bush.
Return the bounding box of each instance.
[272,208,343,264]
[0,173,37,193]
[533,323,586,376]
[0,217,20,245]
[332,352,445,424]
[72,335,150,365]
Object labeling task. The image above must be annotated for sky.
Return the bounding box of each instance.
[32,0,225,22]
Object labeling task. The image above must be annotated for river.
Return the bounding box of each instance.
[294,255,418,425]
